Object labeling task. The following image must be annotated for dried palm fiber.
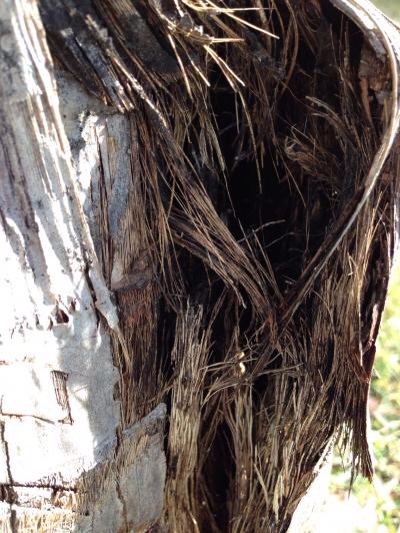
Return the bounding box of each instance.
[38,0,400,530]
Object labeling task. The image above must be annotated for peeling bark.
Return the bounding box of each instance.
[0,1,165,530]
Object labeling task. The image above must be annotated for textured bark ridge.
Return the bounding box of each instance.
[1,0,400,532]
[0,1,165,531]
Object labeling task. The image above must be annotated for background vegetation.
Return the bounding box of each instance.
[329,261,400,532]
[374,0,400,22]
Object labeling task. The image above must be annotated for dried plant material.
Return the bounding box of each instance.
[36,0,400,530]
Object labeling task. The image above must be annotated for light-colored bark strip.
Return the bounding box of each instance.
[0,404,166,531]
[0,1,166,530]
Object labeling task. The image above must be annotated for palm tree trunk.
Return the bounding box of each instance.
[1,1,399,532]
[0,1,165,531]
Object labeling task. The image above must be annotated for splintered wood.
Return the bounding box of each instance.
[1,0,400,531]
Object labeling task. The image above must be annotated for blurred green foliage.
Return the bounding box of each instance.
[330,260,400,531]
[371,259,400,529]
[373,1,400,22]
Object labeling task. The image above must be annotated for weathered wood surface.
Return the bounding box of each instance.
[0,1,165,531]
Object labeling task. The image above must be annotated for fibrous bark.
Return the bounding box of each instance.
[1,0,400,532]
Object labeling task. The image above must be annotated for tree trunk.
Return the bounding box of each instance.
[0,0,399,532]
[0,1,165,531]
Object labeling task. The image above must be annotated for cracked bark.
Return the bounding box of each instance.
[0,0,165,531]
